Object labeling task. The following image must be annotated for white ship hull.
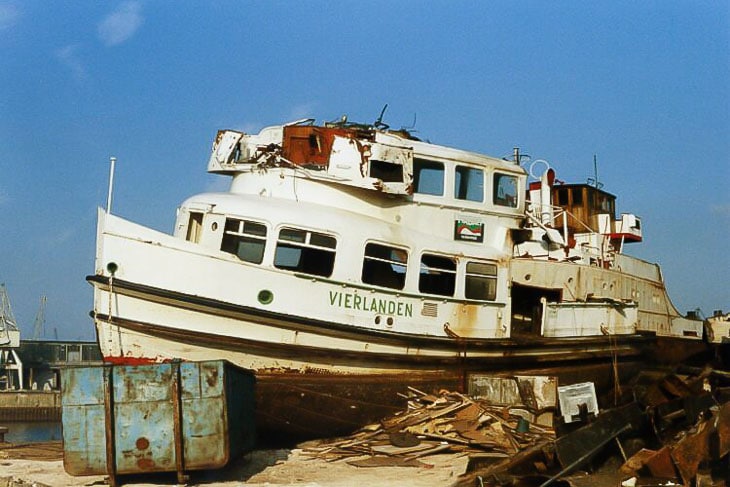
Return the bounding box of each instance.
[87,118,706,438]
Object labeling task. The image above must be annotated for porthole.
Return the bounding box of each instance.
[257,289,274,305]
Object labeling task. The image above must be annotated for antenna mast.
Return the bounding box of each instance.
[588,154,603,189]
[32,296,47,340]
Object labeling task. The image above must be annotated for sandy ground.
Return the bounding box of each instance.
[1,447,471,487]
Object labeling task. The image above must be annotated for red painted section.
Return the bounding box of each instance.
[103,355,162,366]
[609,233,642,242]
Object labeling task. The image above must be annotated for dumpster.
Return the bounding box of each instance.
[61,360,255,484]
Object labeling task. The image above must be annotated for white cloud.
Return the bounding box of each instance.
[55,44,86,80]
[0,2,20,31]
[711,203,730,218]
[288,103,317,122]
[97,1,143,46]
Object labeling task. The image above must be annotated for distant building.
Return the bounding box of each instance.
[6,340,102,390]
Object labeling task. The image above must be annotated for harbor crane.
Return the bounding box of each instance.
[0,283,23,390]
[32,295,47,340]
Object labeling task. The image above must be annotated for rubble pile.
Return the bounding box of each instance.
[302,367,730,486]
[619,367,730,486]
[301,387,555,468]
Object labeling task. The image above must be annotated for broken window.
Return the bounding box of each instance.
[221,219,267,264]
[362,243,408,290]
[186,212,204,243]
[465,261,498,301]
[455,166,484,202]
[493,173,518,208]
[274,227,336,277]
[419,254,456,297]
[369,160,404,182]
[413,159,444,196]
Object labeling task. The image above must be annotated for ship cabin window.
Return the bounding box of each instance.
[465,261,498,301]
[186,212,204,243]
[595,193,614,215]
[455,166,484,202]
[419,254,456,296]
[274,227,336,277]
[493,173,518,208]
[557,187,569,206]
[362,243,408,290]
[572,188,583,205]
[370,159,404,183]
[413,159,444,196]
[221,219,267,264]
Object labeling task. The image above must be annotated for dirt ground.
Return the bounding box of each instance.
[0,443,471,487]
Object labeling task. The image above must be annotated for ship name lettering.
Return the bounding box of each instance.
[328,291,413,317]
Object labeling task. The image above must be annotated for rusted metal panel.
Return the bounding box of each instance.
[61,360,255,479]
[670,417,712,484]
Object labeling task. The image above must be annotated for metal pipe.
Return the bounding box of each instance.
[106,156,116,214]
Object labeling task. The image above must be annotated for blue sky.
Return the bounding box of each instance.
[1,1,728,341]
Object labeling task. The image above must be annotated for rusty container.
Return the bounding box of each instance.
[61,360,255,482]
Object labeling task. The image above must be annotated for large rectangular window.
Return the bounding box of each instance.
[221,219,267,264]
[465,261,498,301]
[413,159,444,196]
[362,243,408,290]
[274,227,336,277]
[493,173,518,208]
[419,254,456,296]
[455,166,484,202]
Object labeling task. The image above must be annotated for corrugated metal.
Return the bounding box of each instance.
[61,360,255,481]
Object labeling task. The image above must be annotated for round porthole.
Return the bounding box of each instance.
[258,290,274,305]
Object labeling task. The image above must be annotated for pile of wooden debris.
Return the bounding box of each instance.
[301,387,555,468]
[302,366,730,486]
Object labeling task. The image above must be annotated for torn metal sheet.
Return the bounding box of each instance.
[468,375,558,411]
[670,417,713,484]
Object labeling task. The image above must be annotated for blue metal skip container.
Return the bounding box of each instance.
[61,360,255,481]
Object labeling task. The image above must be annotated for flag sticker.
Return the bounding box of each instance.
[454,219,484,242]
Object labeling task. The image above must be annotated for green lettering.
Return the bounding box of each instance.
[397,302,404,316]
[353,294,362,310]
[405,303,413,317]
[378,300,386,314]
[329,291,338,306]
[387,301,396,315]
[344,294,352,309]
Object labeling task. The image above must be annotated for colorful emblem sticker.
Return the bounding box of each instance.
[454,219,484,242]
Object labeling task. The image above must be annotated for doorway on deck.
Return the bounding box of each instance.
[510,283,561,336]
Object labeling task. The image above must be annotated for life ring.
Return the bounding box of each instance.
[529,159,551,180]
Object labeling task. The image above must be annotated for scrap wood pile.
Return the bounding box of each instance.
[301,387,555,467]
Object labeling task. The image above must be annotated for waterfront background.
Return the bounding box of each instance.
[3,421,61,443]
